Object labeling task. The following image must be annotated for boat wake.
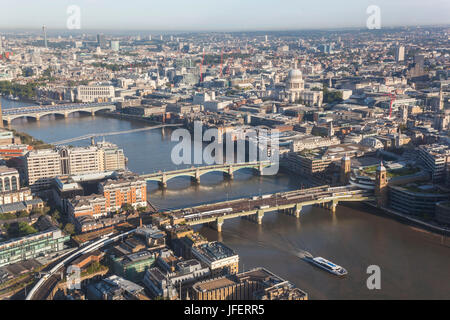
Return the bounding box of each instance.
[294,249,313,259]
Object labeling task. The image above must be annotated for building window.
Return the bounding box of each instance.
[4,177,10,191]
[11,176,18,191]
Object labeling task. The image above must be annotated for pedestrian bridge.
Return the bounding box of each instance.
[2,102,116,125]
[141,161,273,188]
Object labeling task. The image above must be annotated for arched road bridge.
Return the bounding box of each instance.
[2,102,116,125]
[141,160,273,188]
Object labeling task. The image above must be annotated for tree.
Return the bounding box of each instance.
[63,223,75,235]
[51,210,61,223]
[121,203,134,214]
[137,206,148,213]
[18,222,37,236]
[22,67,34,77]
[323,87,343,104]
[16,210,29,218]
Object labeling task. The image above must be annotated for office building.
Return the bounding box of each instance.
[143,258,210,300]
[389,184,449,217]
[86,275,147,300]
[0,129,14,145]
[0,166,20,192]
[0,227,70,267]
[111,250,156,282]
[98,141,126,171]
[395,46,405,62]
[191,242,239,277]
[25,143,126,191]
[99,172,147,212]
[25,149,62,191]
[67,172,147,231]
[436,201,450,225]
[77,85,115,103]
[111,40,120,52]
[418,144,450,183]
[0,144,33,160]
[191,267,308,300]
[60,146,102,176]
[97,33,107,49]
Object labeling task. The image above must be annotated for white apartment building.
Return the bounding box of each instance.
[25,149,62,191]
[25,142,126,191]
[97,141,126,172]
[77,85,115,102]
[60,146,102,176]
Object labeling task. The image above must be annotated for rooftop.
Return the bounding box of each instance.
[193,241,237,262]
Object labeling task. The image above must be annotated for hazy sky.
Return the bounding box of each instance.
[0,0,449,31]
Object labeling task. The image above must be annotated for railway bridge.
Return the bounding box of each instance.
[168,185,375,232]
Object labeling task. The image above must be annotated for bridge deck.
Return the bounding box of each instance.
[166,186,374,225]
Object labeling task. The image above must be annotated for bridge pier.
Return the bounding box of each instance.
[223,172,234,180]
[159,174,167,189]
[158,181,167,188]
[209,218,224,232]
[330,200,338,213]
[257,162,264,176]
[243,210,264,225]
[293,203,302,218]
[279,204,302,218]
[224,166,234,180]
[191,169,201,184]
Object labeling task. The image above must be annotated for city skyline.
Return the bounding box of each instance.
[0,1,449,303]
[0,0,449,31]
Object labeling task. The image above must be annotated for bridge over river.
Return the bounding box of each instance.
[2,102,116,125]
[141,160,273,188]
[166,185,375,232]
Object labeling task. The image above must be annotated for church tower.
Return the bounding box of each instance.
[375,161,388,207]
[340,155,351,185]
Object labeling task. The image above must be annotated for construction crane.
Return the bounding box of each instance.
[380,92,397,119]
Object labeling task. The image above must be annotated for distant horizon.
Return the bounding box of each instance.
[0,0,449,32]
[0,23,448,36]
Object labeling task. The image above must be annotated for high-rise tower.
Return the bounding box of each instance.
[439,86,444,111]
[42,25,48,48]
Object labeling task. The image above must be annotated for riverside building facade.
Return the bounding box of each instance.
[25,142,126,191]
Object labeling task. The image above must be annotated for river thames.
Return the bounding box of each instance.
[4,98,450,299]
